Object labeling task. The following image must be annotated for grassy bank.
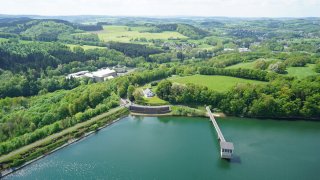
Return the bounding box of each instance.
[0,106,129,172]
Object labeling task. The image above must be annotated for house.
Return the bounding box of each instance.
[143,88,155,98]
[66,68,117,82]
[91,68,117,82]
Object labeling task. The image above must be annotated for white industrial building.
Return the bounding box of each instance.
[66,68,117,82]
[91,68,117,82]
[66,71,90,79]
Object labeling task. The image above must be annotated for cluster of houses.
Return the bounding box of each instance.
[66,68,118,82]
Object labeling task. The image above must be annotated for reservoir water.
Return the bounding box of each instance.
[5,116,320,180]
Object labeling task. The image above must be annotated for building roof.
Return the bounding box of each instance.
[220,141,234,150]
[84,73,94,78]
[67,71,90,79]
[92,68,116,77]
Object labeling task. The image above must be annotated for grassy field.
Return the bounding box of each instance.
[169,75,266,92]
[94,25,187,42]
[226,59,279,69]
[286,64,318,78]
[66,44,106,50]
[226,61,256,69]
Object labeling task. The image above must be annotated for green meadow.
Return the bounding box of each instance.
[169,74,266,92]
[94,25,187,42]
[286,64,318,78]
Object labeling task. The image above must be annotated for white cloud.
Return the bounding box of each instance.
[0,0,319,17]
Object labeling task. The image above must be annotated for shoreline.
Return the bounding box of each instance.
[0,112,128,178]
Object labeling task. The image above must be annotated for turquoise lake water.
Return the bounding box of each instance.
[5,116,320,180]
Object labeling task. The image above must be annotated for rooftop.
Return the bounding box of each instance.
[92,68,116,77]
[220,141,234,150]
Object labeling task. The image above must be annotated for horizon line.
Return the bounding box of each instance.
[0,14,319,19]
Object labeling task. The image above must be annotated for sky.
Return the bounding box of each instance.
[0,0,320,17]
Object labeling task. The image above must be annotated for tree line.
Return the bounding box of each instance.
[141,23,209,39]
[199,67,274,81]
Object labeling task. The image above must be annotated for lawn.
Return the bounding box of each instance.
[143,96,169,106]
[169,74,266,92]
[286,64,318,78]
[94,25,187,42]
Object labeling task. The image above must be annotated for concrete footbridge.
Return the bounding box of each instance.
[206,106,234,159]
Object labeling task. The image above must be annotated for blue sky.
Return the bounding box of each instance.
[1,0,319,17]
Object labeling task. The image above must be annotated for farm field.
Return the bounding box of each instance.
[169,74,266,92]
[66,44,106,50]
[94,25,188,42]
[286,64,318,78]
